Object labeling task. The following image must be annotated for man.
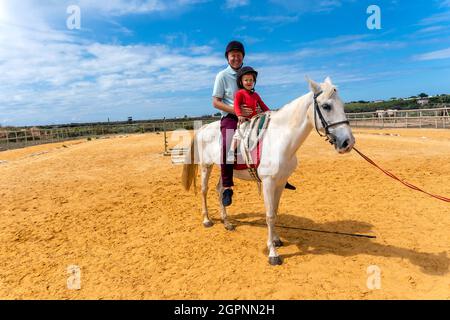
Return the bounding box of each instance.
[212,41,248,207]
[212,41,295,207]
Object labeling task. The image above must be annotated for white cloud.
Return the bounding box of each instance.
[417,25,446,34]
[0,2,225,125]
[0,1,408,126]
[439,0,450,8]
[77,0,210,16]
[241,15,299,24]
[269,0,350,13]
[418,10,450,25]
[414,47,450,61]
[225,0,250,9]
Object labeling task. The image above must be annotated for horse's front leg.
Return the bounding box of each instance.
[216,179,235,231]
[272,184,285,248]
[201,165,213,228]
[263,179,283,265]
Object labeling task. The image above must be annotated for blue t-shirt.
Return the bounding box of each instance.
[212,65,239,117]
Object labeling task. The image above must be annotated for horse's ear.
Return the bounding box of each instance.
[305,76,321,94]
[324,76,333,85]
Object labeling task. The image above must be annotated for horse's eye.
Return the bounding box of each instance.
[322,103,332,111]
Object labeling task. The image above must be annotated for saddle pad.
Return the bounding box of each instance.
[232,112,270,170]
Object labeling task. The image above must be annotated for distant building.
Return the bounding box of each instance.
[417,98,429,106]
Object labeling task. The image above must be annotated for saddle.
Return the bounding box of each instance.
[228,112,271,180]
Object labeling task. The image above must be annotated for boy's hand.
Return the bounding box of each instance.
[238,116,247,125]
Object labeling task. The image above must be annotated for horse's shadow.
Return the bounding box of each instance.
[230,212,449,276]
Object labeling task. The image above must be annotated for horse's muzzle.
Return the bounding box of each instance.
[335,135,355,154]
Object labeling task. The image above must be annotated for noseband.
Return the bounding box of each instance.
[313,90,350,145]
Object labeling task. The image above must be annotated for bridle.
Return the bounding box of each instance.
[313,90,350,145]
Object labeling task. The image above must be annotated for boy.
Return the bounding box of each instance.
[234,66,297,191]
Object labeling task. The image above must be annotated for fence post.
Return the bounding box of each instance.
[163,117,168,155]
[419,111,422,128]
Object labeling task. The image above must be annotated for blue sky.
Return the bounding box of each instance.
[0,0,450,126]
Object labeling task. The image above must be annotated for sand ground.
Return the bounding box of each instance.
[0,129,449,299]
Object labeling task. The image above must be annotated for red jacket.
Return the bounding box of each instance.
[234,89,270,118]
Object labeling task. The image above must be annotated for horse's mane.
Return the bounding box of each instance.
[273,82,338,115]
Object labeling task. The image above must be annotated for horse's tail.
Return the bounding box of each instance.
[181,134,198,192]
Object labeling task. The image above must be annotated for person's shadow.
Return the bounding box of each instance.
[229,212,449,275]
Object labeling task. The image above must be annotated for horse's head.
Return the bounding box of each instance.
[307,77,355,154]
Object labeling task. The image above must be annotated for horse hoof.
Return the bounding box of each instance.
[269,256,282,266]
[224,223,235,231]
[203,221,214,228]
[273,239,283,247]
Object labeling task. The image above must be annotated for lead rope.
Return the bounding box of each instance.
[353,147,450,203]
[312,92,449,203]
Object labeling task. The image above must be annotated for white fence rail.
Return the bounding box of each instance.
[346,107,450,129]
[1,107,449,152]
[0,120,216,152]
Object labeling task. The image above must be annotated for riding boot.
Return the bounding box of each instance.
[222,189,233,207]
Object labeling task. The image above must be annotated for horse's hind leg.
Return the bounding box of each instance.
[216,179,235,231]
[201,165,213,228]
[272,185,284,247]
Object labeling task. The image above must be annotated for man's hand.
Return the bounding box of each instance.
[238,116,248,125]
[240,104,253,117]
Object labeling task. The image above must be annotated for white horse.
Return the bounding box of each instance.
[375,110,385,119]
[181,77,355,265]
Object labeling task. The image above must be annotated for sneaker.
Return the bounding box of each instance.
[285,181,296,190]
[222,189,233,207]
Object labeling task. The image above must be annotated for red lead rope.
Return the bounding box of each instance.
[352,147,450,203]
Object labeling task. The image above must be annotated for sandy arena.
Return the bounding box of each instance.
[0,128,449,299]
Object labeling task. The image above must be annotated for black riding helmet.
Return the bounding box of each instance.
[236,66,258,90]
[225,40,245,59]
